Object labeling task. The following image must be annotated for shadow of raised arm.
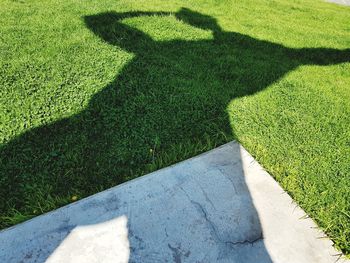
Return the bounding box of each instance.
[84,11,171,54]
[292,47,350,66]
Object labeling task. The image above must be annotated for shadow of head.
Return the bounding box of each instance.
[175,7,222,33]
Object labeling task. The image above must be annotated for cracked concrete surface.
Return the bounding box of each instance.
[0,142,348,262]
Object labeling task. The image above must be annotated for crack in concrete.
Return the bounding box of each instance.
[191,199,222,239]
[192,176,216,210]
[179,185,263,248]
[216,165,239,195]
[225,232,263,247]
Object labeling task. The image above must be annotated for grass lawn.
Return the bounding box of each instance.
[1,0,349,255]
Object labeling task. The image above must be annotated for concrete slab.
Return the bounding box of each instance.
[0,142,348,263]
[327,0,350,6]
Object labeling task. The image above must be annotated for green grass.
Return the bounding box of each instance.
[1,0,349,255]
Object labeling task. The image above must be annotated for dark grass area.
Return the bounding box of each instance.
[0,0,350,255]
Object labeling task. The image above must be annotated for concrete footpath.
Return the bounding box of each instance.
[327,0,350,6]
[0,142,348,262]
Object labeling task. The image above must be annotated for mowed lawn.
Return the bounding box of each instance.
[1,0,350,254]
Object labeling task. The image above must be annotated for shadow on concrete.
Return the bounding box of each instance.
[1,143,275,262]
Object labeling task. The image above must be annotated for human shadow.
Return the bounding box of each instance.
[0,8,349,229]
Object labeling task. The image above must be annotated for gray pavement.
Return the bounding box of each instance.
[0,142,348,262]
[327,0,350,6]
